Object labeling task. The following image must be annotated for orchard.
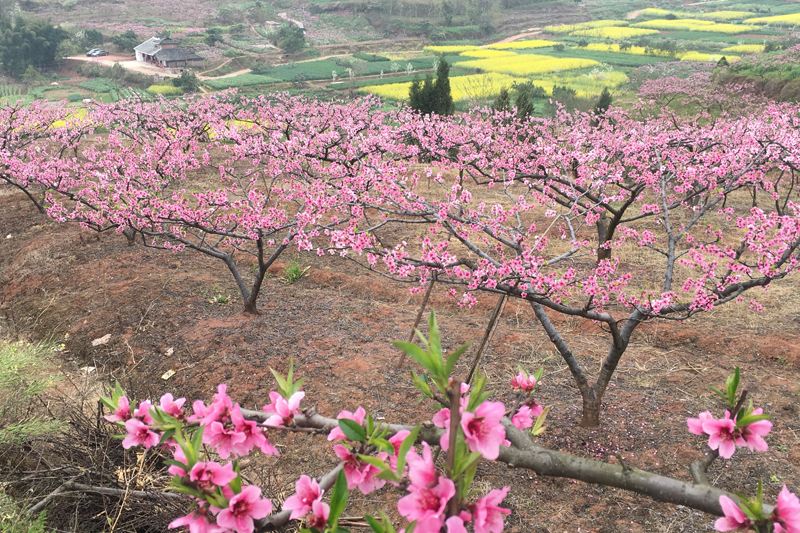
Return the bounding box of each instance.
[1,91,800,532]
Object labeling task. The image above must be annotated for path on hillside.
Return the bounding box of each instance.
[494,27,543,43]
[199,68,253,80]
[199,58,235,76]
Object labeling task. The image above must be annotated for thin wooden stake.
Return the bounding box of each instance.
[397,277,436,367]
[466,294,508,384]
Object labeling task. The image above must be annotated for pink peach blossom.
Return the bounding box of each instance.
[773,485,800,533]
[188,462,237,491]
[703,411,737,459]
[168,510,223,533]
[714,495,750,532]
[262,391,305,427]
[283,475,322,519]
[327,406,366,441]
[397,476,456,532]
[510,371,536,392]
[104,395,131,423]
[159,393,186,418]
[461,401,507,460]
[736,408,772,453]
[472,487,511,533]
[122,418,160,449]
[216,485,273,533]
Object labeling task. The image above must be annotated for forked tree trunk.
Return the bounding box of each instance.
[579,387,603,427]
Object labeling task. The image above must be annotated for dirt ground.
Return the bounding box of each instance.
[1,185,799,532]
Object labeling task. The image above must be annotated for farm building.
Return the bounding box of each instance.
[134,37,203,69]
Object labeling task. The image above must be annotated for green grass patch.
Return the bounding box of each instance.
[204,73,278,90]
[77,77,117,93]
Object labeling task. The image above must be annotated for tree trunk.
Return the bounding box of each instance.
[597,215,612,261]
[123,227,136,246]
[243,297,259,315]
[579,387,602,427]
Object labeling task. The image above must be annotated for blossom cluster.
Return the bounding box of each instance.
[102,383,299,532]
[716,486,800,532]
[687,408,772,459]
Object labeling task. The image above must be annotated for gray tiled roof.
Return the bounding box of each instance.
[154,48,203,62]
[134,37,161,55]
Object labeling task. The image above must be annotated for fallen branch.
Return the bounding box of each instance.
[240,408,760,518]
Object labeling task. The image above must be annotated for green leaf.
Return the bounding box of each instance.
[356,454,391,472]
[395,426,420,474]
[444,343,469,376]
[735,413,770,428]
[411,372,433,399]
[427,311,442,360]
[270,367,290,397]
[328,470,349,528]
[338,419,366,442]
[365,516,384,533]
[725,367,740,406]
[365,514,396,533]
[453,451,481,477]
[467,372,490,411]
[371,437,394,454]
[392,341,436,375]
[531,406,550,437]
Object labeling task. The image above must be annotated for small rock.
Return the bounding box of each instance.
[165,347,174,357]
[5,234,11,239]
[91,333,112,346]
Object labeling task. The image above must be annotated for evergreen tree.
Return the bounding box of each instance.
[514,81,542,119]
[432,59,454,115]
[493,87,511,112]
[717,56,730,67]
[408,60,453,115]
[594,87,613,116]
[409,79,424,111]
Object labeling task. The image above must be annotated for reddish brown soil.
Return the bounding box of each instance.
[1,187,799,532]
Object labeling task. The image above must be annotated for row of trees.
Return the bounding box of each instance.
[409,59,455,115]
[2,92,800,530]
[3,93,800,428]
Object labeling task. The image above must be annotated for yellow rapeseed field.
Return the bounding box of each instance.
[721,44,765,54]
[51,107,89,128]
[635,8,672,17]
[633,18,758,33]
[459,49,518,58]
[745,13,800,25]
[530,69,629,98]
[457,54,599,76]
[486,39,559,50]
[583,43,674,57]
[679,51,741,62]
[423,45,481,54]
[570,27,660,39]
[543,20,628,33]
[358,73,526,102]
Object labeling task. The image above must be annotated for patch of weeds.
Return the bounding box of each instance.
[207,291,231,305]
[281,261,310,284]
